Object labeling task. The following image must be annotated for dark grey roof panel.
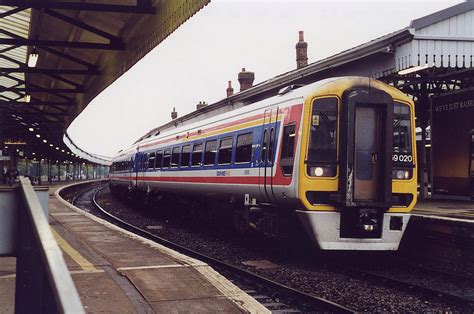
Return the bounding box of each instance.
[410,1,474,29]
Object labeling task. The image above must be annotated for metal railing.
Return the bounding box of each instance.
[14,177,84,313]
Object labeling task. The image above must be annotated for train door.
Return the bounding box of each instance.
[133,151,141,188]
[353,105,383,201]
[259,107,278,203]
[469,130,474,198]
[339,87,393,208]
[139,153,149,188]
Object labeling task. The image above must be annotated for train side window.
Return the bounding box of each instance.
[236,132,253,163]
[148,152,155,170]
[191,143,203,167]
[143,153,149,171]
[162,149,171,168]
[268,128,275,163]
[204,140,217,165]
[181,145,191,167]
[155,150,163,169]
[218,137,233,165]
[280,124,296,176]
[171,147,180,168]
[261,129,268,163]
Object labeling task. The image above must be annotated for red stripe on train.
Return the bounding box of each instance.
[112,175,292,186]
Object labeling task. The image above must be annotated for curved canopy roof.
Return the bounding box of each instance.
[0,0,209,164]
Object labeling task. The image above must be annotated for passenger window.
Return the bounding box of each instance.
[204,140,217,165]
[191,143,203,167]
[155,150,163,169]
[148,152,155,170]
[171,147,180,168]
[268,128,275,162]
[261,129,268,162]
[218,137,233,165]
[180,145,191,167]
[162,149,171,168]
[280,125,296,176]
[236,133,253,163]
[143,153,149,171]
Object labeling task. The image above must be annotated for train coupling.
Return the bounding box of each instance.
[357,209,380,233]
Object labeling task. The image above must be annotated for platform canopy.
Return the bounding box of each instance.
[0,0,209,164]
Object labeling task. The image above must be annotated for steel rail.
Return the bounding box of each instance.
[344,266,474,307]
[87,186,353,313]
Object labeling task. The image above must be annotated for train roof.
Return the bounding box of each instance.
[133,77,344,144]
[113,76,408,160]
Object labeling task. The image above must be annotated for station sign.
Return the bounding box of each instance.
[431,88,474,199]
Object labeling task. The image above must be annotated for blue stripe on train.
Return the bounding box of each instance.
[121,123,281,173]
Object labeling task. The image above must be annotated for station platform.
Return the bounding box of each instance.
[413,199,474,221]
[0,182,267,313]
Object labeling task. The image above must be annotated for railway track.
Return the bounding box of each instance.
[343,266,474,308]
[69,183,352,313]
[68,182,474,312]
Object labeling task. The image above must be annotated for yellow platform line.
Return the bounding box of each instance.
[51,228,98,272]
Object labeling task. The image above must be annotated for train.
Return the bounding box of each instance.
[109,76,417,250]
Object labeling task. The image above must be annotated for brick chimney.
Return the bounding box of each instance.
[296,31,308,69]
[238,68,254,92]
[171,107,177,120]
[226,81,234,97]
[196,101,208,110]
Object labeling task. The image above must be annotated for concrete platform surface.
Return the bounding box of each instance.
[413,199,474,221]
[0,182,268,313]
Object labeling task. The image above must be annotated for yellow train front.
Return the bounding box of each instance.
[295,77,417,250]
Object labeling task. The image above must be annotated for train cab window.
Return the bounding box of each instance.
[392,102,413,179]
[261,129,268,162]
[163,149,171,168]
[307,97,338,177]
[155,150,163,169]
[170,147,180,168]
[180,145,191,167]
[236,132,253,163]
[393,103,412,155]
[191,143,203,167]
[280,124,296,175]
[268,128,275,163]
[204,140,217,165]
[148,152,155,170]
[218,137,233,165]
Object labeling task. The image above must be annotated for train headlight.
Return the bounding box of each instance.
[314,167,324,176]
[392,169,412,180]
[308,166,336,177]
[396,170,405,179]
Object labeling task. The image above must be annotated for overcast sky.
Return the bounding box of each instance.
[67,0,463,158]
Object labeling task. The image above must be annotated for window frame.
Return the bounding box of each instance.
[148,152,156,170]
[191,142,203,167]
[235,132,254,164]
[170,146,180,168]
[162,148,171,168]
[155,150,163,170]
[204,139,218,166]
[218,137,233,165]
[180,145,191,168]
[279,124,296,176]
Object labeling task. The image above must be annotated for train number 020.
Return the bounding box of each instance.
[392,154,413,163]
